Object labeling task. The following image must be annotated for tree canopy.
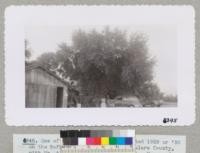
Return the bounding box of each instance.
[35,27,159,101]
[25,40,32,64]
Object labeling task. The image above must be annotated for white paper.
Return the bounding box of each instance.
[136,135,186,153]
[13,134,186,153]
[5,6,195,126]
[13,134,61,153]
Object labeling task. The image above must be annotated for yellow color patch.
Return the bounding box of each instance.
[101,137,109,145]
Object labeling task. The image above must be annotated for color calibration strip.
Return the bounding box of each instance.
[60,130,135,146]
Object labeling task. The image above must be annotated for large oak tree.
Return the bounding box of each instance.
[36,27,158,102]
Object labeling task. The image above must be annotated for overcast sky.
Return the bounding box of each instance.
[25,25,177,95]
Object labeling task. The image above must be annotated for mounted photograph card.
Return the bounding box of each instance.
[5,5,195,126]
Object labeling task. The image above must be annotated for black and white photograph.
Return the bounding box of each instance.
[25,25,177,108]
[5,6,195,125]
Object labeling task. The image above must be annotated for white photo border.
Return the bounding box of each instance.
[5,5,195,126]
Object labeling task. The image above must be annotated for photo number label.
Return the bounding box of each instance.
[163,118,178,124]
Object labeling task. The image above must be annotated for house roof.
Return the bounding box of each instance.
[26,63,68,86]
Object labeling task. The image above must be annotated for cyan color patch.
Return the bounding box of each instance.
[116,137,125,145]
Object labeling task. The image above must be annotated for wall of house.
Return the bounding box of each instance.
[25,68,68,108]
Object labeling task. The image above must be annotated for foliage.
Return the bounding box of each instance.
[137,82,163,104]
[37,52,58,69]
[71,28,155,99]
[162,94,177,102]
[35,27,159,102]
[25,40,32,64]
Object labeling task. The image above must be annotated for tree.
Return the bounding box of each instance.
[56,43,76,78]
[36,43,75,80]
[25,40,32,64]
[137,82,163,105]
[36,52,58,69]
[162,94,177,102]
[35,27,160,104]
[71,28,155,99]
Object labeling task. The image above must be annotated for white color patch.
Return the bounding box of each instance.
[5,5,195,126]
[78,138,86,145]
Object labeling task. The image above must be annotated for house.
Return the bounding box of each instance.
[25,64,68,108]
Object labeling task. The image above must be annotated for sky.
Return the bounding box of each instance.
[25,25,177,95]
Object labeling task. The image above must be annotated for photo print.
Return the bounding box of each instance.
[25,25,177,108]
[5,6,195,126]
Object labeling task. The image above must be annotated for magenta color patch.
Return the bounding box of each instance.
[86,137,94,145]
